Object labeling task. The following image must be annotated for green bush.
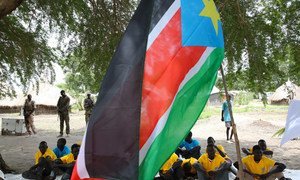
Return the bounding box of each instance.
[234,92,254,105]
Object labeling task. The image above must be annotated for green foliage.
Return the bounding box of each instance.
[0,14,56,98]
[58,0,137,94]
[0,0,299,98]
[1,0,136,98]
[216,0,300,94]
[234,92,254,105]
[273,127,285,137]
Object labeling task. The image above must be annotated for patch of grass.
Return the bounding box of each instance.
[198,106,220,119]
[234,104,288,113]
[198,101,288,120]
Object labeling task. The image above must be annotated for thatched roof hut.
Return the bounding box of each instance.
[294,87,300,100]
[208,86,223,106]
[0,83,75,114]
[269,80,299,105]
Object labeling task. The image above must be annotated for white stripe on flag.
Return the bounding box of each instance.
[146,0,180,50]
[139,47,215,164]
[76,128,90,178]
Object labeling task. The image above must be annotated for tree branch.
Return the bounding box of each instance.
[0,0,23,19]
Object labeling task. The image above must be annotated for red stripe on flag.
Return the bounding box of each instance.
[71,162,103,180]
[140,9,206,148]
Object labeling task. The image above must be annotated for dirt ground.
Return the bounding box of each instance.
[0,109,299,174]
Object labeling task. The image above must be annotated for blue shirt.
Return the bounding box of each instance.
[179,139,200,151]
[222,101,232,122]
[53,146,71,158]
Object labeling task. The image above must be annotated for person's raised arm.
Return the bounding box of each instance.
[263,150,273,156]
[214,145,226,158]
[242,148,252,155]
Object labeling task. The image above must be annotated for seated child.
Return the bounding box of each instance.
[22,141,57,179]
[193,144,231,180]
[53,138,71,158]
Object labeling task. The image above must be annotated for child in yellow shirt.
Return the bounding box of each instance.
[193,144,231,180]
[242,145,287,180]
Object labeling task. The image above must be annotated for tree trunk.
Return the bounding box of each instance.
[0,0,23,19]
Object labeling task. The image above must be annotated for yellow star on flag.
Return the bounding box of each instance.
[199,0,221,35]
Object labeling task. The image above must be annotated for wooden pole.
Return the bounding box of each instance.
[220,64,244,179]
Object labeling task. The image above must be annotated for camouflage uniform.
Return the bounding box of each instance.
[57,95,70,135]
[23,99,36,135]
[84,97,94,124]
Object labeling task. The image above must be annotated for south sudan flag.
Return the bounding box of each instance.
[72,0,224,179]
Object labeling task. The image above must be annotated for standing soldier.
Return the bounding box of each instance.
[23,94,37,135]
[57,90,70,137]
[84,93,94,124]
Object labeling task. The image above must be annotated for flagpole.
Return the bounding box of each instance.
[220,64,244,179]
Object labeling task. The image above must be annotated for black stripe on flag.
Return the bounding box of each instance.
[149,0,175,32]
[83,0,154,179]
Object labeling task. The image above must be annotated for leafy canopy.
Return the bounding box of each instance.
[0,0,299,98]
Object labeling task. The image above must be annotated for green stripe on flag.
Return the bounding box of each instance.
[139,48,224,179]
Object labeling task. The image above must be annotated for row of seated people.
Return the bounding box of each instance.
[22,138,80,180]
[156,135,290,180]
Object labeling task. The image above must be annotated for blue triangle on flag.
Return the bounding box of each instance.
[181,0,224,48]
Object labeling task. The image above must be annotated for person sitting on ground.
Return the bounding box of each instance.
[207,137,238,177]
[22,141,57,179]
[193,144,231,180]
[181,157,198,179]
[207,137,228,159]
[53,144,80,180]
[0,154,14,174]
[34,141,57,164]
[176,131,201,159]
[242,145,287,180]
[53,138,71,158]
[242,139,273,158]
[156,153,183,180]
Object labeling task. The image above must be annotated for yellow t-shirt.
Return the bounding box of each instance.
[242,155,275,175]
[161,153,178,174]
[60,153,76,164]
[182,157,197,174]
[198,153,226,172]
[34,148,57,164]
[216,145,230,159]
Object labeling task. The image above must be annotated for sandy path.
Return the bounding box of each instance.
[0,109,299,174]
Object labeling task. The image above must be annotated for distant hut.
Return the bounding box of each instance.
[0,83,75,114]
[208,86,223,106]
[294,87,300,100]
[269,80,299,105]
[0,97,23,114]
